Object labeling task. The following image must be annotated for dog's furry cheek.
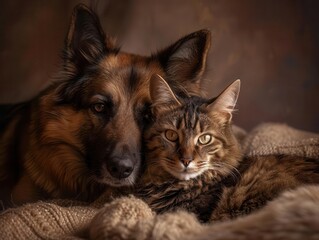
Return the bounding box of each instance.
[40,107,87,147]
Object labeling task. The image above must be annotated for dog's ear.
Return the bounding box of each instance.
[56,4,119,104]
[63,4,117,78]
[155,29,211,90]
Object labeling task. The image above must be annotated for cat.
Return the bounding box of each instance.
[137,74,319,223]
[137,75,242,222]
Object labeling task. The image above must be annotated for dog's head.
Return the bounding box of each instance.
[53,5,211,187]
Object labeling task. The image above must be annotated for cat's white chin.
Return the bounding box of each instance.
[172,171,201,181]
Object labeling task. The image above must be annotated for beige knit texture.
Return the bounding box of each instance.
[1,123,318,240]
[88,185,319,240]
[243,123,319,158]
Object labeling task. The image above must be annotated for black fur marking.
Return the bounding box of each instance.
[127,67,140,95]
[86,134,117,170]
[180,96,207,130]
[135,102,152,130]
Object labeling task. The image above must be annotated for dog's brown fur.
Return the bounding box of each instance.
[0,4,211,208]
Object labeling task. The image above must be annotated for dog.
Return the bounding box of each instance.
[0,4,211,208]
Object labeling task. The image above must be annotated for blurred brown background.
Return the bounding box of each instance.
[0,0,318,132]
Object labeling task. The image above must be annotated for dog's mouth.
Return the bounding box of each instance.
[94,161,141,187]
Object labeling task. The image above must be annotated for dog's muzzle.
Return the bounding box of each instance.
[107,157,134,179]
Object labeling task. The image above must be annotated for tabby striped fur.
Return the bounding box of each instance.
[137,76,241,221]
[137,76,319,222]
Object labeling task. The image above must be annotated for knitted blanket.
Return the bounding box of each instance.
[1,123,319,239]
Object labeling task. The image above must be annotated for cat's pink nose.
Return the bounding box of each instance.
[180,158,193,167]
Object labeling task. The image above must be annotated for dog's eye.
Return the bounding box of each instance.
[91,103,106,113]
[143,107,152,122]
[137,102,153,128]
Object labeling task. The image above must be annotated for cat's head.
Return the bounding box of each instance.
[144,75,241,181]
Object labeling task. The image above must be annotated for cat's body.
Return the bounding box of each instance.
[137,171,227,222]
[137,75,319,222]
[211,154,319,222]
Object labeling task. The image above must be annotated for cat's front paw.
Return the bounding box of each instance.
[89,195,155,240]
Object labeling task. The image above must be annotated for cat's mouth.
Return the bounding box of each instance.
[162,160,207,181]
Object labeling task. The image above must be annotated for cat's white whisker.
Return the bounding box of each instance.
[213,162,241,180]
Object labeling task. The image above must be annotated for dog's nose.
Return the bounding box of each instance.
[107,157,134,179]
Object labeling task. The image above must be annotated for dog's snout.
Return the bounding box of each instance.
[107,157,134,179]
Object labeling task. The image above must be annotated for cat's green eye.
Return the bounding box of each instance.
[197,134,213,145]
[165,130,178,142]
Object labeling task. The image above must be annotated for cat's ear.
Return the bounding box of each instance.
[150,74,181,115]
[63,4,117,79]
[207,80,241,122]
[155,30,211,93]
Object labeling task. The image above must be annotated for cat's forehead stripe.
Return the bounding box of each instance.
[184,102,199,129]
[199,117,205,132]
[175,113,183,129]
